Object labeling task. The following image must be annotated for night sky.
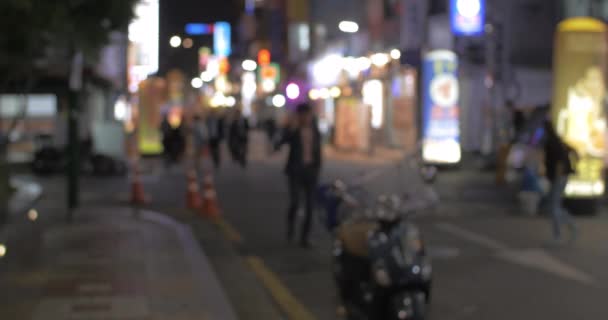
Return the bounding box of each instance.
[159,0,241,76]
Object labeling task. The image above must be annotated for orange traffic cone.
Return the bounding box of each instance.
[186,169,202,209]
[200,173,220,219]
[130,162,148,205]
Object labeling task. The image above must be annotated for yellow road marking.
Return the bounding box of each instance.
[212,217,316,320]
[246,256,317,320]
[213,217,243,244]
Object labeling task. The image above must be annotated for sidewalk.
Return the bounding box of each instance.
[0,206,238,320]
[323,145,405,165]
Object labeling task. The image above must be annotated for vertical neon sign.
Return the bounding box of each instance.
[422,50,461,164]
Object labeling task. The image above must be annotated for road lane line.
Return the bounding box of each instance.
[214,217,243,244]
[498,249,595,286]
[246,256,317,320]
[435,223,509,251]
[212,217,316,319]
[435,223,596,286]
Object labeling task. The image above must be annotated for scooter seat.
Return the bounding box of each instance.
[337,221,378,258]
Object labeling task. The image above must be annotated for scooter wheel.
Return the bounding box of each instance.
[390,291,427,320]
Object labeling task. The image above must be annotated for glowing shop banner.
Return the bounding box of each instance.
[552,18,607,198]
[421,50,461,164]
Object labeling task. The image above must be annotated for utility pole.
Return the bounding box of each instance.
[483,0,513,160]
[67,50,83,222]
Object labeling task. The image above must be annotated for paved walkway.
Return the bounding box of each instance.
[0,206,237,320]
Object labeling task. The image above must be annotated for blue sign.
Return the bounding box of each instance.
[451,0,485,36]
[185,23,213,35]
[214,22,231,57]
[422,50,461,164]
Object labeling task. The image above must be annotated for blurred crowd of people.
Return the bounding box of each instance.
[160,108,250,170]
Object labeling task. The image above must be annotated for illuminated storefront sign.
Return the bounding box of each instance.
[334,98,371,152]
[198,47,211,72]
[391,68,418,153]
[552,17,607,198]
[422,50,461,164]
[186,23,213,35]
[138,78,166,155]
[362,80,384,129]
[241,72,256,116]
[450,0,485,36]
[259,63,281,90]
[127,0,159,93]
[214,21,231,57]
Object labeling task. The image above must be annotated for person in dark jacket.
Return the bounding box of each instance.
[275,103,322,247]
[161,115,185,167]
[228,109,250,168]
[543,119,578,244]
[206,109,224,169]
[507,100,525,142]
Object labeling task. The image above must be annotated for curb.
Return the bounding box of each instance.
[7,178,43,224]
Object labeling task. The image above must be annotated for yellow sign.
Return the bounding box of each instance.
[552,17,607,198]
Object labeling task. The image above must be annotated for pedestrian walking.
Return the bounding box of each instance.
[275,103,322,248]
[543,119,578,244]
[192,114,208,171]
[507,100,526,142]
[264,118,277,143]
[228,109,249,168]
[161,115,185,167]
[206,109,224,169]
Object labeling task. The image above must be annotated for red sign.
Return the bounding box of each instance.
[258,49,271,66]
[219,57,230,75]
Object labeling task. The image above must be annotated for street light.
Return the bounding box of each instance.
[371,53,390,67]
[183,38,193,49]
[356,57,372,71]
[286,83,300,100]
[200,71,213,82]
[170,35,182,48]
[309,89,320,100]
[319,88,330,100]
[272,94,286,108]
[456,0,482,18]
[390,49,401,60]
[27,209,38,221]
[330,86,341,98]
[225,96,236,107]
[242,59,257,72]
[339,21,359,33]
[191,77,203,89]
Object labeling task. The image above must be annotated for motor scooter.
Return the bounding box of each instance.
[318,158,438,320]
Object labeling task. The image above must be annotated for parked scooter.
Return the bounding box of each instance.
[318,157,438,320]
[32,136,126,176]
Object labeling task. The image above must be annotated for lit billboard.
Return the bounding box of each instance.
[127,0,159,93]
[552,18,607,198]
[450,0,485,36]
[186,23,213,35]
[214,22,232,57]
[422,50,461,164]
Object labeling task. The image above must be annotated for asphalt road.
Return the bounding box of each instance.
[209,144,608,320]
[32,139,608,320]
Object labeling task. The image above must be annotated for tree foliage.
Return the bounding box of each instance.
[0,0,138,80]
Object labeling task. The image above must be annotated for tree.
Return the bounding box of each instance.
[0,0,138,223]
